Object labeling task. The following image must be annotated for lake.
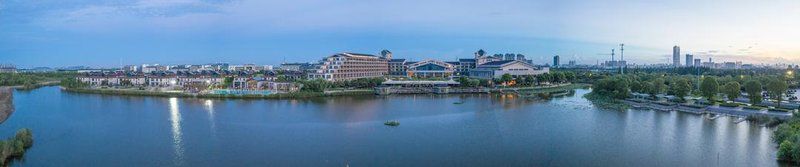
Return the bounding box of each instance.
[0,87,785,166]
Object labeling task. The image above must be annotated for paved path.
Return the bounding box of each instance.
[624,100,793,119]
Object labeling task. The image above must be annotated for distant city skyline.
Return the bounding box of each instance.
[2,0,800,68]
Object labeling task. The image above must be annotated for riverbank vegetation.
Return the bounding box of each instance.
[63,87,374,99]
[0,128,33,166]
[773,118,800,163]
[297,78,385,93]
[0,72,77,89]
[586,68,796,105]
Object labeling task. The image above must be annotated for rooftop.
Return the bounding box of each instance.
[479,60,515,66]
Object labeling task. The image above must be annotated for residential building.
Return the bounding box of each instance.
[405,59,456,78]
[673,45,680,67]
[469,60,549,79]
[17,67,55,73]
[280,63,315,71]
[685,54,694,66]
[475,49,501,65]
[0,64,17,73]
[307,52,389,81]
[123,65,139,72]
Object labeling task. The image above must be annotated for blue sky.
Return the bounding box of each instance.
[1,0,799,68]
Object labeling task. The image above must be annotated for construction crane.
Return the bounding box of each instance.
[619,44,624,62]
[619,44,625,74]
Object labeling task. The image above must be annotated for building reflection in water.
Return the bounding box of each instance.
[169,98,185,166]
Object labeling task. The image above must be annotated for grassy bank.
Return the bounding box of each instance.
[63,87,375,99]
[0,128,33,166]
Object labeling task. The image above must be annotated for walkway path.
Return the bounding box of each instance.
[624,99,793,119]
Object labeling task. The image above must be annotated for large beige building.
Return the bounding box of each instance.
[308,52,389,81]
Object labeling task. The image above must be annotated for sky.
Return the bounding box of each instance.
[1,0,800,68]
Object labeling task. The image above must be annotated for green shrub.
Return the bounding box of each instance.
[719,103,741,108]
[770,108,793,113]
[743,106,765,110]
[0,128,34,166]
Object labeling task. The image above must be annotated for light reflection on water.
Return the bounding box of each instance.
[204,99,217,137]
[169,98,184,166]
[0,87,787,166]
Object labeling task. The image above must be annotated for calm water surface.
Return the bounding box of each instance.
[0,87,785,166]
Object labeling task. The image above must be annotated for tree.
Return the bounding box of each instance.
[564,72,576,82]
[744,80,763,105]
[525,75,536,86]
[766,78,789,107]
[722,81,741,101]
[60,78,87,88]
[120,80,132,86]
[629,81,642,93]
[700,77,719,102]
[553,72,566,83]
[778,140,793,160]
[652,78,666,95]
[276,75,288,82]
[500,74,513,86]
[670,79,691,100]
[222,76,234,88]
[642,82,656,98]
[459,77,479,87]
[300,79,330,92]
[593,76,630,99]
[458,77,470,87]
[468,79,480,87]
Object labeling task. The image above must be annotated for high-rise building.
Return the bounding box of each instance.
[694,59,701,67]
[553,55,560,67]
[685,54,694,66]
[672,46,681,67]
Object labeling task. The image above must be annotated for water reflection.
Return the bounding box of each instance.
[204,100,217,138]
[169,98,184,166]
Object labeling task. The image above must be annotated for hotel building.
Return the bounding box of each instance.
[308,52,390,81]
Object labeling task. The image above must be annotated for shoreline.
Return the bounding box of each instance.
[0,81,61,90]
[58,84,589,100]
[61,87,375,99]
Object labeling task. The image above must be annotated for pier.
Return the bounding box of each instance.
[624,100,794,120]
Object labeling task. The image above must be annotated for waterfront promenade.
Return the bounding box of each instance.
[624,99,793,119]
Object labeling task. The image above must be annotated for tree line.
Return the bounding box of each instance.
[591,72,791,106]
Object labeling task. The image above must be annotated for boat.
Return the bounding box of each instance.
[384,120,400,126]
[453,101,464,104]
